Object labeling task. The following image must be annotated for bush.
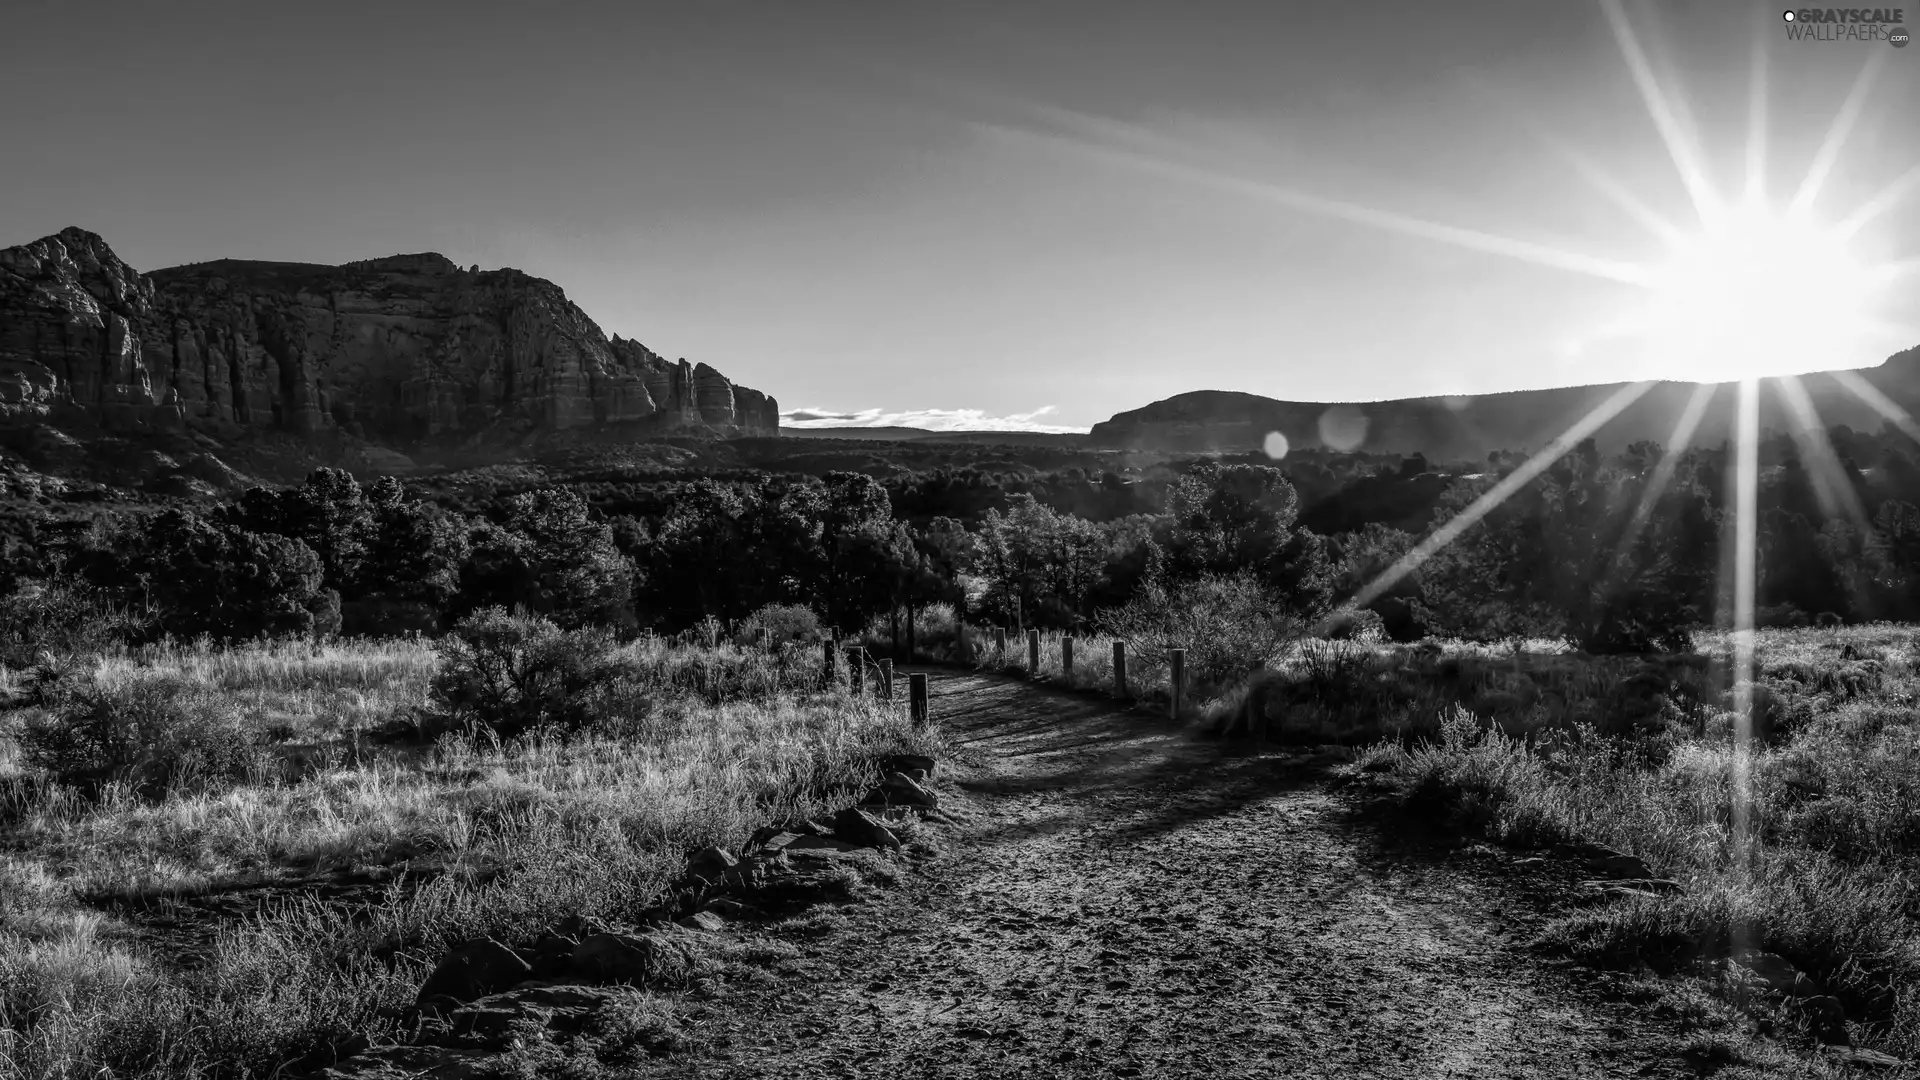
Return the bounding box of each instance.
[736,603,824,649]
[1321,606,1387,644]
[0,584,150,669]
[428,608,625,740]
[1094,572,1303,693]
[18,674,261,798]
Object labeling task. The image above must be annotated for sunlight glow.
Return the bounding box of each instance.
[1637,201,1885,381]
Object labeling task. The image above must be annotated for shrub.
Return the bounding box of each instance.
[428,608,625,740]
[1095,572,1302,693]
[0,584,150,669]
[17,674,261,798]
[736,603,823,649]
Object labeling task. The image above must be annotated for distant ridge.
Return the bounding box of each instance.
[1087,347,1920,460]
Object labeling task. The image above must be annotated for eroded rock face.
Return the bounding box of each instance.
[0,227,779,447]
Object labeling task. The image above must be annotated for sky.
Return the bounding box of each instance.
[3,1,1916,432]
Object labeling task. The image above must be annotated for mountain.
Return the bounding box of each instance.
[0,227,778,467]
[1087,351,1920,462]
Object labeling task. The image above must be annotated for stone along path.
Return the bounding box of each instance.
[637,670,1705,1080]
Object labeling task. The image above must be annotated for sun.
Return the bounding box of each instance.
[1636,200,1888,383]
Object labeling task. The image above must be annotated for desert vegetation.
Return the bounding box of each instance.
[5,421,1920,1074]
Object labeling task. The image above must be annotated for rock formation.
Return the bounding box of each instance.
[0,227,778,451]
[1088,347,1920,461]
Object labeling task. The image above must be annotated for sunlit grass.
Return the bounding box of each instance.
[0,634,935,1080]
[1354,623,1920,1059]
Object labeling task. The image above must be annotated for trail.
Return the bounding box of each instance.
[640,670,1700,1079]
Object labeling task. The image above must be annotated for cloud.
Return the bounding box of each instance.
[780,404,1088,434]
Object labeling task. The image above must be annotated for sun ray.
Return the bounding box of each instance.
[1729,378,1760,874]
[1465,74,1690,249]
[1777,375,1873,530]
[1789,48,1888,216]
[1599,0,1721,224]
[1610,383,1718,560]
[1330,381,1658,623]
[983,122,1664,288]
[1744,25,1769,204]
[1828,368,1920,444]
[1835,164,1920,239]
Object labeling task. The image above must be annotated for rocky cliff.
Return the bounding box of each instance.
[0,227,778,451]
[1088,348,1920,461]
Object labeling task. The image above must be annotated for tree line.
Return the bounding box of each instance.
[10,421,1920,653]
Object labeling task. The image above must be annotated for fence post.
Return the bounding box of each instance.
[1062,636,1075,689]
[847,648,865,695]
[1028,629,1041,677]
[1113,640,1128,700]
[879,658,894,701]
[994,627,1007,661]
[822,639,836,686]
[909,672,929,727]
[1169,647,1186,720]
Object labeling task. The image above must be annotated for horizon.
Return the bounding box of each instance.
[5,1,1916,433]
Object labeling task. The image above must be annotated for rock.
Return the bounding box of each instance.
[447,983,628,1039]
[1578,877,1682,896]
[1821,1045,1906,1069]
[882,753,937,777]
[1561,843,1654,880]
[414,937,533,1005]
[687,845,739,880]
[676,910,726,933]
[1731,949,1823,998]
[568,931,687,985]
[311,1045,496,1080]
[704,898,753,918]
[763,832,861,855]
[864,771,939,810]
[831,806,902,849]
[0,227,779,456]
[526,935,578,980]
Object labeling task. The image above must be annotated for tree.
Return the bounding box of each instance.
[227,468,374,596]
[136,510,325,642]
[502,488,634,627]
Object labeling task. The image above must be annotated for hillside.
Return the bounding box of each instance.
[0,228,779,474]
[1088,350,1920,459]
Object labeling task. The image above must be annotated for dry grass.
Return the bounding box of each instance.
[0,634,936,1080]
[1351,623,1920,1061]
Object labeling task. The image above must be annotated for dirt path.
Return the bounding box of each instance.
[639,670,1704,1079]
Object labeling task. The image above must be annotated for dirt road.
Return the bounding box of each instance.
[639,670,1709,1079]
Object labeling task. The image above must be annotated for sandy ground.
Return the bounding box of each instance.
[632,670,1716,1080]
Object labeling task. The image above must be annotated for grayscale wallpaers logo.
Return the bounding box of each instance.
[1782,8,1910,44]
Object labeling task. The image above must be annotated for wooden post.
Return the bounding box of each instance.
[1169,647,1186,720]
[1028,629,1040,677]
[909,672,929,727]
[1113,640,1128,700]
[847,648,865,695]
[880,658,894,701]
[1062,636,1075,689]
[822,639,836,685]
[995,627,1007,661]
